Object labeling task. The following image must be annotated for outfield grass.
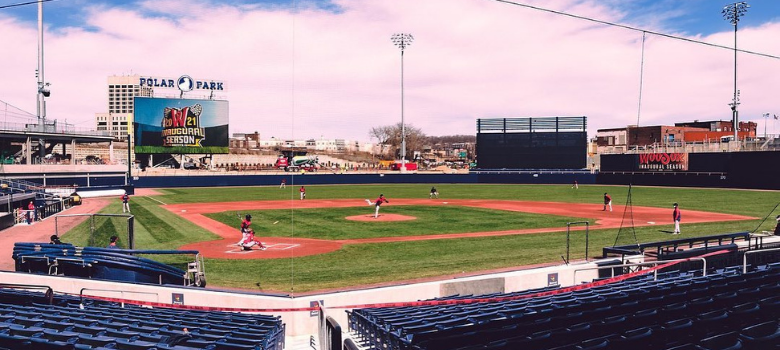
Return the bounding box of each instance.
[204,206,590,240]
[63,184,779,292]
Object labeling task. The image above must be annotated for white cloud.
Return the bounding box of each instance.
[1,0,779,141]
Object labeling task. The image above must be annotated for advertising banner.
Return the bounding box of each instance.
[637,152,688,171]
[133,97,229,154]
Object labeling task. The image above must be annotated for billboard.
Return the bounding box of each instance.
[133,97,229,154]
[637,152,688,171]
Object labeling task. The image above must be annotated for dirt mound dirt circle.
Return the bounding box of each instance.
[345,214,418,222]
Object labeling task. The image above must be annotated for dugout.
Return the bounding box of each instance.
[476,117,587,169]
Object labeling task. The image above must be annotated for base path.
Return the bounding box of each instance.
[167,199,755,260]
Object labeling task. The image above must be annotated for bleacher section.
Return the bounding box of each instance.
[0,286,285,349]
[0,178,75,227]
[13,243,206,287]
[348,264,780,350]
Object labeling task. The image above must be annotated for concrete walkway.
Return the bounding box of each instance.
[0,198,111,271]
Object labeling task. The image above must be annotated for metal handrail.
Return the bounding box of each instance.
[572,257,707,285]
[743,247,780,273]
[79,288,159,309]
[0,283,54,305]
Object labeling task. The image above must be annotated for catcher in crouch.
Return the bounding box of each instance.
[240,229,267,251]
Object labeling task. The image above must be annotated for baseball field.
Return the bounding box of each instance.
[61,184,777,293]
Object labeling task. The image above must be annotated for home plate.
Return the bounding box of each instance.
[647,221,655,225]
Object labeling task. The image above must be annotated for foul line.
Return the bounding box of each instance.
[146,197,167,205]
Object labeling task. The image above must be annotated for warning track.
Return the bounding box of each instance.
[165,199,754,260]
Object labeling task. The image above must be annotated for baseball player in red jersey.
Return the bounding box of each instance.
[121,192,130,213]
[240,229,267,251]
[237,214,252,246]
[364,194,389,218]
[300,186,306,200]
[603,193,612,212]
[672,203,681,234]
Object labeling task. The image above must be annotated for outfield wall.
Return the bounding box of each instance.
[131,172,595,188]
[599,150,780,190]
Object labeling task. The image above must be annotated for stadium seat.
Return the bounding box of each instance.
[579,337,609,350]
[114,337,161,349]
[697,331,743,350]
[739,321,780,350]
[76,334,117,348]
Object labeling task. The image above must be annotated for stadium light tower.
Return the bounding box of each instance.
[36,0,51,163]
[722,2,749,144]
[391,33,413,170]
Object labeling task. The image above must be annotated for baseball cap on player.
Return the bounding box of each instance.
[246,214,252,220]
[673,203,678,207]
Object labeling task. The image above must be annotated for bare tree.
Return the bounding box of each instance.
[369,122,426,161]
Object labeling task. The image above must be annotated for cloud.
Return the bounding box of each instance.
[1,0,779,142]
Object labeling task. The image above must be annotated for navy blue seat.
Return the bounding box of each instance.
[697,331,743,350]
[606,327,653,350]
[696,310,731,339]
[739,321,780,350]
[114,338,160,350]
[77,334,118,348]
[0,332,31,349]
[42,329,81,343]
[579,337,609,350]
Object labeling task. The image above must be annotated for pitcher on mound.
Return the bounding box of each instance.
[365,194,389,218]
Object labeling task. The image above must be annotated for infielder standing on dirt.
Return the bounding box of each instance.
[603,193,612,212]
[237,214,252,246]
[365,194,389,218]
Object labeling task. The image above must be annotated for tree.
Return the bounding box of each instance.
[369,122,426,161]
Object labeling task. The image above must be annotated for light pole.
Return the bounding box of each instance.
[391,33,413,169]
[722,2,749,144]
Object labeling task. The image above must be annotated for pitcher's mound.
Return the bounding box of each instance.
[346,214,417,222]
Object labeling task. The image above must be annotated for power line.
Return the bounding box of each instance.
[0,0,57,10]
[491,0,780,60]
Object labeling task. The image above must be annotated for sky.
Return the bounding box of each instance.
[1,0,779,143]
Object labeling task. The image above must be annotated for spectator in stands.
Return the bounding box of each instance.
[27,201,35,224]
[107,236,118,248]
[774,215,780,236]
[166,328,192,346]
[673,203,682,235]
[50,235,62,245]
[603,193,612,212]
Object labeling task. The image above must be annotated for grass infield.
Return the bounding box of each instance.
[205,206,590,240]
[63,184,779,292]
